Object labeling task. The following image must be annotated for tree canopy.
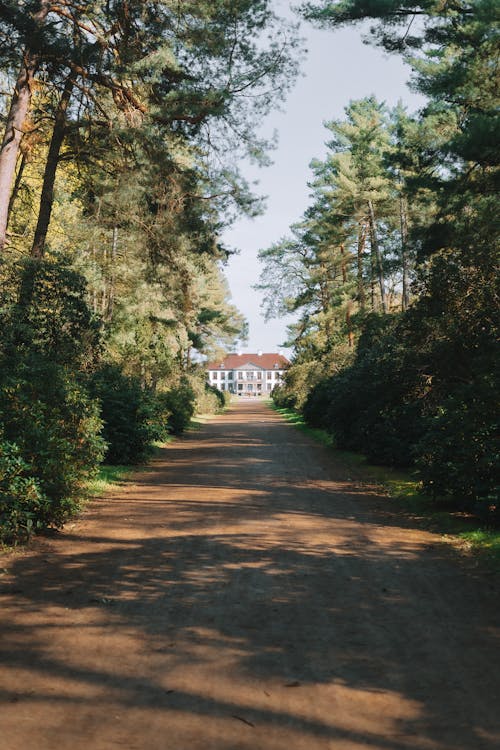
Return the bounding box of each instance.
[265,0,499,513]
[0,0,301,541]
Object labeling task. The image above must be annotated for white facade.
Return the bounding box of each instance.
[206,354,288,395]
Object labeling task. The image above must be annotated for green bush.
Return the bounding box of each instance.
[0,440,49,543]
[0,258,105,537]
[148,391,173,443]
[299,296,499,512]
[301,379,334,429]
[272,360,324,411]
[89,364,159,465]
[162,380,196,434]
[0,356,105,527]
[7,256,102,368]
[271,385,297,409]
[417,379,499,518]
[195,381,228,414]
[302,315,425,467]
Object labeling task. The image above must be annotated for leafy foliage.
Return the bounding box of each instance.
[0,2,301,540]
[0,260,106,535]
[193,380,229,415]
[417,380,499,517]
[161,380,197,436]
[0,439,48,543]
[266,0,499,515]
[88,365,160,465]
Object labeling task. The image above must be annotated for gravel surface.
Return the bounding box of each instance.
[1,399,499,749]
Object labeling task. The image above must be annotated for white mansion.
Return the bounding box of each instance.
[206,352,289,395]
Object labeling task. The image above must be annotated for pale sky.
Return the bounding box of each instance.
[222,1,425,356]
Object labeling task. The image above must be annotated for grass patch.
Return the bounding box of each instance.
[86,464,137,498]
[273,405,334,447]
[271,402,500,569]
[86,435,176,497]
[190,413,215,428]
[458,529,500,558]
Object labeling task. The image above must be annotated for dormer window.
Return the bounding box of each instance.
[219,363,224,368]
[274,363,279,369]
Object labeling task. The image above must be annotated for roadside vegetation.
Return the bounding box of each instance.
[0,2,299,544]
[273,404,500,568]
[260,1,498,530]
[1,2,497,550]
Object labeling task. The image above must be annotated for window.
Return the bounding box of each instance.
[211,372,218,380]
[238,372,243,380]
[228,372,233,380]
[266,371,272,380]
[256,371,262,380]
[220,372,225,380]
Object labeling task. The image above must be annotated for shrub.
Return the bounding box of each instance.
[7,256,102,368]
[0,356,105,529]
[195,381,228,414]
[417,379,499,517]
[299,300,499,512]
[271,385,297,409]
[0,440,49,543]
[302,378,334,429]
[162,380,196,434]
[0,259,105,535]
[302,315,427,467]
[272,359,325,411]
[89,364,157,465]
[148,391,173,443]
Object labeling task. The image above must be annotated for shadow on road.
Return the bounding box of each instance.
[1,401,499,749]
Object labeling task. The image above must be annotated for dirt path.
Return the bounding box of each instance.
[1,400,499,750]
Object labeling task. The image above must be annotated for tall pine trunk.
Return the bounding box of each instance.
[8,150,28,219]
[399,194,410,311]
[357,221,367,312]
[105,226,118,322]
[340,244,354,347]
[31,75,74,258]
[368,199,387,313]
[0,2,51,252]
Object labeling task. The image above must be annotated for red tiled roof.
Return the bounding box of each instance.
[206,353,289,370]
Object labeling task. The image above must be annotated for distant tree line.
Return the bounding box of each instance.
[0,1,301,542]
[261,0,498,516]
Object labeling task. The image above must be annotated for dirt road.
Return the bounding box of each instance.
[1,399,499,749]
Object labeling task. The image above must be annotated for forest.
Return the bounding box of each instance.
[0,0,300,541]
[260,0,499,517]
[0,1,498,543]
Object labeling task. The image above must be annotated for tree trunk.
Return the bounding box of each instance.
[400,194,410,311]
[368,199,387,314]
[31,75,74,258]
[101,245,107,316]
[92,246,98,313]
[105,226,118,322]
[357,221,367,312]
[340,244,354,347]
[370,240,376,312]
[7,150,28,219]
[0,2,51,252]
[318,259,333,346]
